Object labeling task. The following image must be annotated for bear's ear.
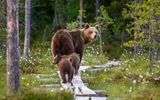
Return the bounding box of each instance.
[95,25,100,30]
[84,24,90,30]
[56,54,61,58]
[53,54,61,64]
[77,53,80,56]
[68,57,72,63]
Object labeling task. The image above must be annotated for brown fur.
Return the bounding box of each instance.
[51,25,99,72]
[67,53,80,75]
[55,53,80,75]
[57,56,74,83]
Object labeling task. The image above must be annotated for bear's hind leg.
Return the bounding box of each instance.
[68,68,74,83]
[60,71,67,83]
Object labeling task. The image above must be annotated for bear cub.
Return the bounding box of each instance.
[67,53,80,75]
[56,54,74,83]
[54,53,80,75]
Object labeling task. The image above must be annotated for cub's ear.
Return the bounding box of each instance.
[68,57,72,63]
[95,25,100,30]
[77,53,80,56]
[84,24,90,30]
[55,53,61,58]
[53,54,61,64]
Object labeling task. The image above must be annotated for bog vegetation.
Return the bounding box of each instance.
[0,0,160,99]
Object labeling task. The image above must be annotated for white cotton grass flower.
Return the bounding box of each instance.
[133,80,136,84]
[129,87,132,92]
[139,74,143,79]
[21,77,25,80]
[27,83,29,86]
[32,81,35,84]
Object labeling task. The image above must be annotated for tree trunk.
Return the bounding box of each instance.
[16,0,20,56]
[79,0,83,28]
[6,0,20,95]
[95,0,103,54]
[149,25,153,73]
[154,3,159,62]
[134,0,140,56]
[95,0,99,17]
[149,4,153,73]
[23,0,31,60]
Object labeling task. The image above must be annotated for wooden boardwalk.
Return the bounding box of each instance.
[32,61,120,100]
[58,65,107,100]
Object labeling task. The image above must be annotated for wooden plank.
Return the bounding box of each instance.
[77,86,96,95]
[91,97,107,100]
[72,74,96,95]
[72,75,85,87]
[61,83,72,90]
[75,96,107,100]
[38,78,54,82]
[57,66,107,99]
[33,87,60,92]
[32,74,54,78]
[40,84,60,87]
[94,61,120,68]
[74,86,83,95]
[75,96,90,100]
[57,71,72,90]
[79,66,90,71]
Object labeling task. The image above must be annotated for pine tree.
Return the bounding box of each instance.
[123,0,160,73]
[23,0,31,60]
[6,0,20,95]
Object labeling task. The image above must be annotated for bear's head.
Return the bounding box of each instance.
[82,24,99,43]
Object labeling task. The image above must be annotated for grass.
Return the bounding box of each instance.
[0,49,73,100]
[82,44,108,66]
[1,44,160,100]
[4,89,73,100]
[82,53,160,100]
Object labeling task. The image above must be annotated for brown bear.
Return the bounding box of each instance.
[56,54,74,83]
[51,25,99,72]
[54,53,80,75]
[67,53,80,75]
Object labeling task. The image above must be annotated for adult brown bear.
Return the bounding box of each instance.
[51,25,99,72]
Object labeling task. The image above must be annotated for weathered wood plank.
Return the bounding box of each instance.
[94,61,120,68]
[75,96,90,100]
[33,87,60,92]
[38,78,55,82]
[79,66,90,71]
[72,74,96,95]
[72,75,85,87]
[40,84,60,87]
[57,71,72,90]
[91,97,107,100]
[60,82,72,90]
[77,86,96,95]
[75,96,107,100]
[57,66,107,99]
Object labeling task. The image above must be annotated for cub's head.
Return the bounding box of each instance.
[82,24,99,43]
[54,54,72,64]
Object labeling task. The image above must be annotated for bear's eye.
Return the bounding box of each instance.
[90,31,93,34]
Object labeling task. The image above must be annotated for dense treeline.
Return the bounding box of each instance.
[0,0,130,57]
[0,0,160,59]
